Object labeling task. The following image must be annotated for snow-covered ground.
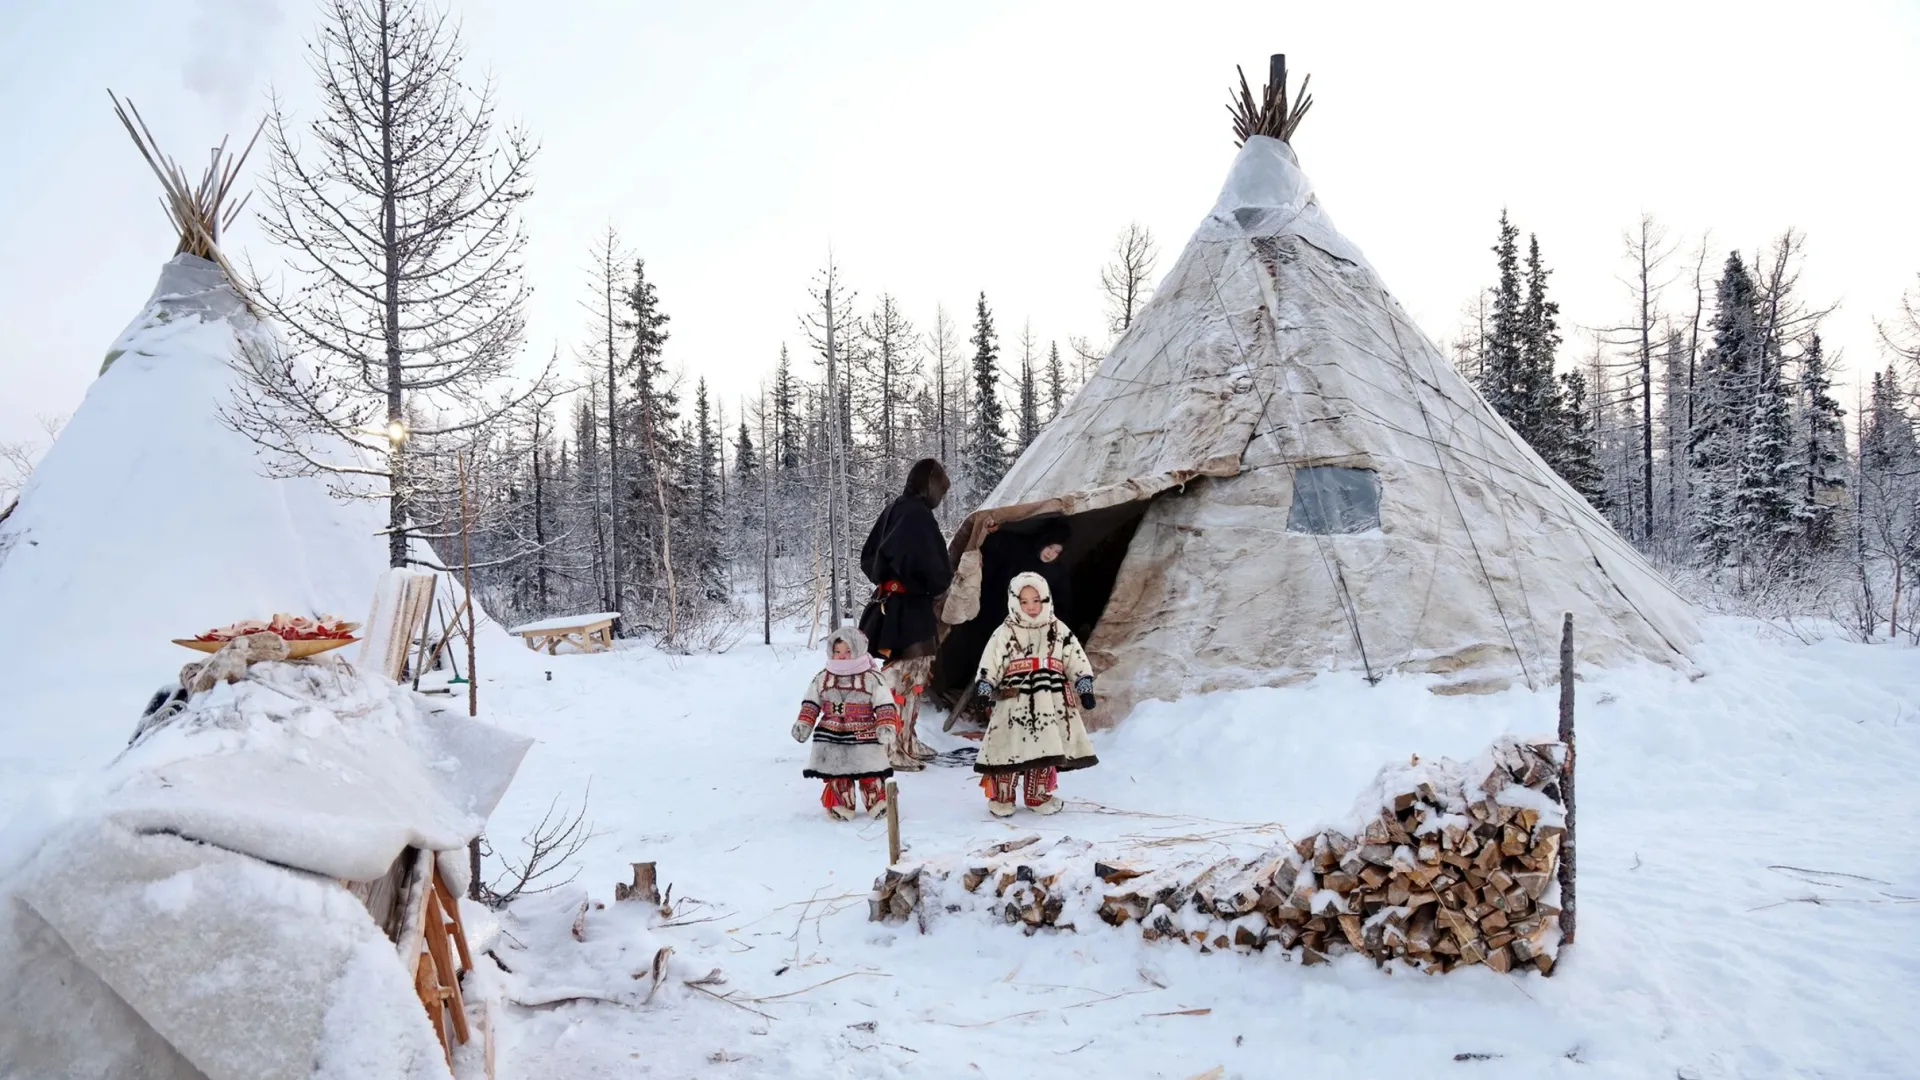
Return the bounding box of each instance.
[394,616,1920,1080]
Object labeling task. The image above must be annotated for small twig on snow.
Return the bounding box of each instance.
[745,971,892,1003]
[683,980,777,1021]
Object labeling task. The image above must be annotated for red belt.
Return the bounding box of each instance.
[877,580,908,596]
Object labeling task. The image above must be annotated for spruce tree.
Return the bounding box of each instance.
[734,418,758,484]
[1659,328,1690,540]
[1017,343,1041,449]
[968,292,1009,498]
[693,379,724,599]
[1556,369,1609,511]
[1735,347,1796,552]
[1689,252,1761,564]
[1481,212,1526,427]
[572,390,610,607]
[1519,234,1563,451]
[622,258,680,612]
[1861,367,1916,473]
[1858,367,1920,592]
[1046,341,1067,420]
[734,416,758,532]
[772,345,800,472]
[1793,333,1846,547]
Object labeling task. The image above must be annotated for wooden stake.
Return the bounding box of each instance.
[885,780,901,866]
[458,452,478,718]
[482,994,498,1080]
[1555,612,1576,951]
[1890,558,1903,639]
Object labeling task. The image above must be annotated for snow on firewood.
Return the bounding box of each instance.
[873,735,1568,975]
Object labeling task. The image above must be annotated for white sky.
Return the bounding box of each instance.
[4,0,1918,452]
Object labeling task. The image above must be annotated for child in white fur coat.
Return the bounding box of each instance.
[972,572,1097,817]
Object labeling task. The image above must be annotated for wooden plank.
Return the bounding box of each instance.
[415,949,450,1065]
[434,869,473,972]
[424,889,470,1045]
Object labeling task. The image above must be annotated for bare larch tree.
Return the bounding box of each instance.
[580,227,630,622]
[234,0,542,568]
[803,258,857,626]
[1596,216,1676,542]
[1100,222,1159,337]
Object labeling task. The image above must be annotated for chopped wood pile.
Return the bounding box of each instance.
[872,736,1567,975]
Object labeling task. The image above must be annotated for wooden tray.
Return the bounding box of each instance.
[172,637,358,660]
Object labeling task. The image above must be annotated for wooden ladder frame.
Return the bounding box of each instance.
[398,851,476,1066]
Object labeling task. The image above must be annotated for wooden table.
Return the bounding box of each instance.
[506,612,618,655]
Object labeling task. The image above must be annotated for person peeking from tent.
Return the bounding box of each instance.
[979,516,1076,634]
[972,571,1098,817]
[791,627,897,821]
[858,458,954,772]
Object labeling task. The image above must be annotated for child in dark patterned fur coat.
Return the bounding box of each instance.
[791,628,899,820]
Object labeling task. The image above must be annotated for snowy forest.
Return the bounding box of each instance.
[420,198,1920,648]
[1447,212,1920,638]
[11,0,1904,651]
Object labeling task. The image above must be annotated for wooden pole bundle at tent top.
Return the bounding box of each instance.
[107,89,264,310]
[1228,53,1314,147]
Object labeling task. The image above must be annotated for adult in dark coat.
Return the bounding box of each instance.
[857,458,953,768]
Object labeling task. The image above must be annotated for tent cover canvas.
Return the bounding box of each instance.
[0,255,391,788]
[935,136,1698,725]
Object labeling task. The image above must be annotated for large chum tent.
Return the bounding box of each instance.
[934,58,1698,724]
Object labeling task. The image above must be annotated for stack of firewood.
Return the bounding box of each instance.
[872,736,1567,975]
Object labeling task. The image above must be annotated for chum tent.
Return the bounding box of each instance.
[0,98,523,1078]
[933,57,1698,725]
[0,97,390,787]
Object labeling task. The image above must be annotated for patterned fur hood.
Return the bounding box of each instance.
[1006,571,1055,629]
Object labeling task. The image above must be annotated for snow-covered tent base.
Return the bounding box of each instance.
[0,655,530,1080]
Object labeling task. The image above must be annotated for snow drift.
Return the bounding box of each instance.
[0,656,530,1080]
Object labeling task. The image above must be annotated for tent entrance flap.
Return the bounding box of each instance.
[930,498,1152,705]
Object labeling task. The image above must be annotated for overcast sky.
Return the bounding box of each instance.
[3,0,1918,455]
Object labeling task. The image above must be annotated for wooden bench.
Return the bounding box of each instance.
[506,612,618,655]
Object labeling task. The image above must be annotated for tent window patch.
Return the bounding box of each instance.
[1287,466,1381,534]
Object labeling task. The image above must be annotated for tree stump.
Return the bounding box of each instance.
[614,861,660,905]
